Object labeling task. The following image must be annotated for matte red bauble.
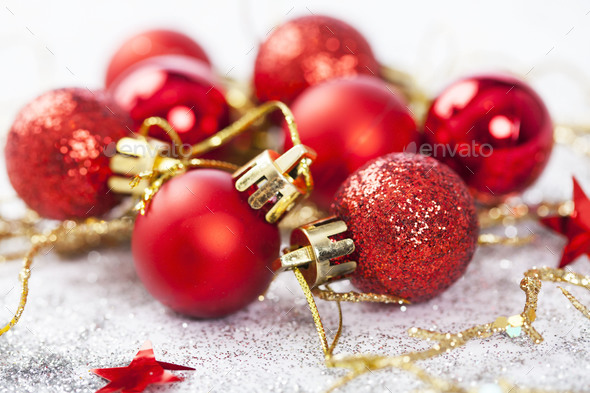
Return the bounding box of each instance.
[5,88,131,220]
[132,169,280,318]
[105,29,210,87]
[254,15,380,105]
[289,76,419,208]
[332,153,478,302]
[108,55,229,145]
[423,74,553,201]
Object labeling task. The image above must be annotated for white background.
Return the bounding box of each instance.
[1,1,590,392]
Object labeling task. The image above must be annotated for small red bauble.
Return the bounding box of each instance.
[332,153,478,302]
[254,15,380,105]
[105,29,211,87]
[108,55,229,145]
[289,76,419,208]
[423,74,553,201]
[132,169,280,318]
[5,88,131,220]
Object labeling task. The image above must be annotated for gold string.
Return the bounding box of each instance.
[189,101,313,192]
[185,158,239,173]
[190,100,302,157]
[478,200,573,229]
[134,102,311,215]
[131,159,239,215]
[478,233,535,246]
[324,285,343,356]
[0,239,43,336]
[559,286,590,319]
[0,215,135,336]
[293,268,343,358]
[294,266,590,393]
[293,268,329,356]
[0,252,28,264]
[137,116,185,153]
[313,287,409,305]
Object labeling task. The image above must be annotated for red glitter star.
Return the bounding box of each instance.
[91,340,194,393]
[541,178,590,268]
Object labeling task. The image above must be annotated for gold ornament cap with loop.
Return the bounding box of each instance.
[233,144,317,224]
[274,216,357,287]
[108,117,187,195]
[108,136,181,195]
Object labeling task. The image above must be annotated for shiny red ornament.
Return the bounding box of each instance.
[254,15,380,105]
[105,29,211,87]
[132,169,280,318]
[332,153,479,302]
[541,178,590,267]
[289,76,419,208]
[108,55,229,146]
[5,88,130,220]
[91,340,194,393]
[423,74,553,202]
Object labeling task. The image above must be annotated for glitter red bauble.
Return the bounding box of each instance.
[5,88,131,220]
[105,29,211,87]
[108,55,229,146]
[332,153,479,303]
[254,15,380,105]
[289,76,419,208]
[423,74,553,202]
[132,169,280,318]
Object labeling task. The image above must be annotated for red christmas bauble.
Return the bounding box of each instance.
[105,29,211,87]
[289,76,419,208]
[254,15,380,105]
[332,153,478,302]
[132,169,280,318]
[5,88,131,220]
[108,55,229,146]
[423,74,553,201]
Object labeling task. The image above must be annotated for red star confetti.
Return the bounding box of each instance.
[541,177,590,267]
[91,340,194,393]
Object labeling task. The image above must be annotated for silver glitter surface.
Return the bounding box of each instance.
[1,145,590,393]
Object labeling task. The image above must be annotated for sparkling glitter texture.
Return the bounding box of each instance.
[254,15,380,105]
[332,153,479,302]
[5,88,131,220]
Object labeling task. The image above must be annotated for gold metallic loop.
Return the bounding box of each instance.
[137,116,184,153]
[190,100,302,157]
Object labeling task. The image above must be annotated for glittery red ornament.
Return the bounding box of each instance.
[105,29,211,87]
[132,169,280,318]
[254,15,380,105]
[289,76,419,208]
[108,55,229,146]
[423,74,553,202]
[332,153,479,302]
[5,88,131,220]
